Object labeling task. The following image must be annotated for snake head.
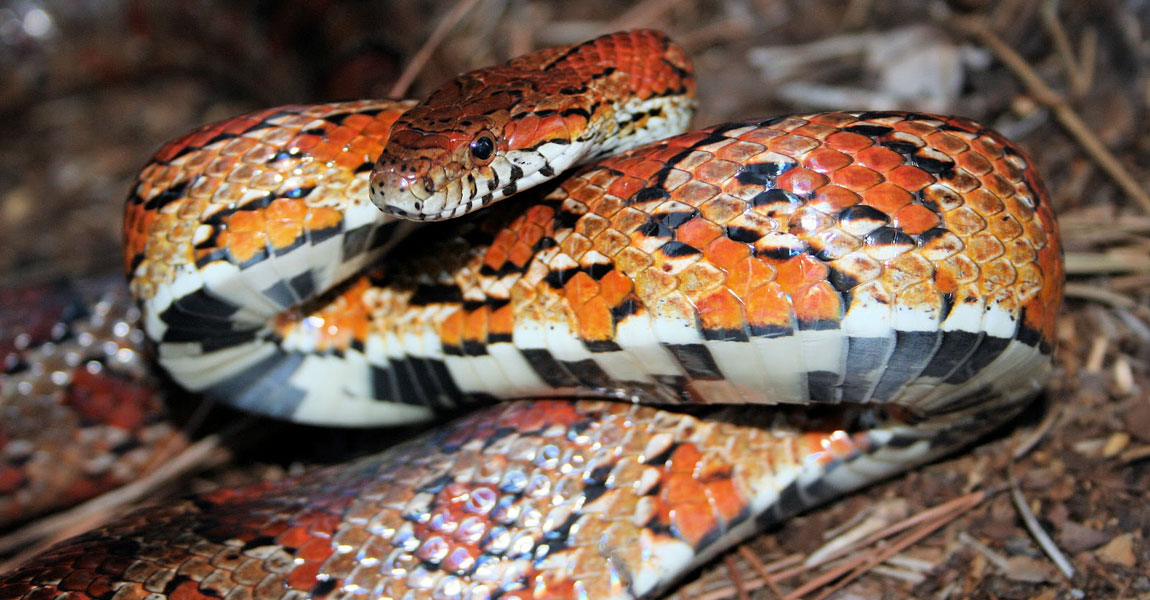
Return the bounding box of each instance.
[370,105,520,221]
[369,73,598,222]
[370,29,697,221]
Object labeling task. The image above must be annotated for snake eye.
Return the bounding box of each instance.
[468,132,496,164]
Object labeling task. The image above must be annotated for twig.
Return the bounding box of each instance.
[388,0,486,98]
[949,16,1150,214]
[958,531,1012,570]
[723,553,753,600]
[737,545,785,598]
[1039,0,1090,98]
[794,495,979,600]
[1012,403,1063,460]
[1064,283,1150,321]
[0,433,230,568]
[1008,468,1077,579]
[774,490,988,579]
[1064,251,1150,275]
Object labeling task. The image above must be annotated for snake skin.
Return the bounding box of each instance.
[0,279,183,528]
[0,30,1062,600]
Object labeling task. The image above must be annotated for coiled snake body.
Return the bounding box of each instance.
[0,30,1061,600]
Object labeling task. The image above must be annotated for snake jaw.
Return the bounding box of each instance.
[369,156,437,219]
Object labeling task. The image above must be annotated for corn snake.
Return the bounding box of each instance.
[0,29,1062,600]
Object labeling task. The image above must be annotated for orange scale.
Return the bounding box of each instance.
[981,172,1015,198]
[803,148,853,173]
[704,236,751,272]
[525,204,556,227]
[887,164,934,192]
[810,184,861,213]
[970,136,1005,160]
[482,241,511,272]
[606,175,645,199]
[746,283,793,331]
[339,113,376,131]
[774,254,829,290]
[287,133,321,154]
[768,134,820,157]
[168,579,214,600]
[286,562,324,592]
[893,203,941,235]
[933,267,960,295]
[363,118,397,138]
[332,150,367,170]
[629,157,669,180]
[824,131,874,153]
[726,256,776,301]
[861,182,914,213]
[666,443,703,474]
[597,269,633,307]
[434,310,462,347]
[463,306,490,348]
[855,145,905,172]
[704,478,746,524]
[562,111,592,136]
[303,205,342,232]
[675,217,723,249]
[792,281,843,324]
[670,504,719,548]
[506,240,536,269]
[791,122,839,140]
[889,117,937,134]
[310,140,346,162]
[661,472,707,505]
[501,400,583,431]
[221,231,267,265]
[563,271,601,308]
[295,534,337,564]
[776,168,829,196]
[346,135,381,157]
[278,524,316,549]
[575,297,614,342]
[696,289,746,334]
[831,165,882,191]
[266,220,305,252]
[809,112,863,127]
[324,125,358,147]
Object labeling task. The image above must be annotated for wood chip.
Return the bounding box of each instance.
[1095,533,1137,568]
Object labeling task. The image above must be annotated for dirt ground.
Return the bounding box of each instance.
[1,1,1147,598]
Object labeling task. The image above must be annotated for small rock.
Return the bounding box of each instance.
[1072,438,1105,458]
[1059,521,1111,553]
[1103,431,1130,458]
[1095,533,1136,567]
[1004,555,1059,583]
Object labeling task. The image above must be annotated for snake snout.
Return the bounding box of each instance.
[369,156,439,219]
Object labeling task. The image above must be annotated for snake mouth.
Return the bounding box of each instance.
[369,157,441,219]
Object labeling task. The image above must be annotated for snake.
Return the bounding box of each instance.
[0,29,1062,600]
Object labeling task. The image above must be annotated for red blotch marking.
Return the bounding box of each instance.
[887,164,933,192]
[832,165,883,192]
[824,131,874,153]
[854,146,905,172]
[803,148,852,173]
[776,168,829,196]
[861,182,914,213]
[64,369,154,430]
[893,203,941,235]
